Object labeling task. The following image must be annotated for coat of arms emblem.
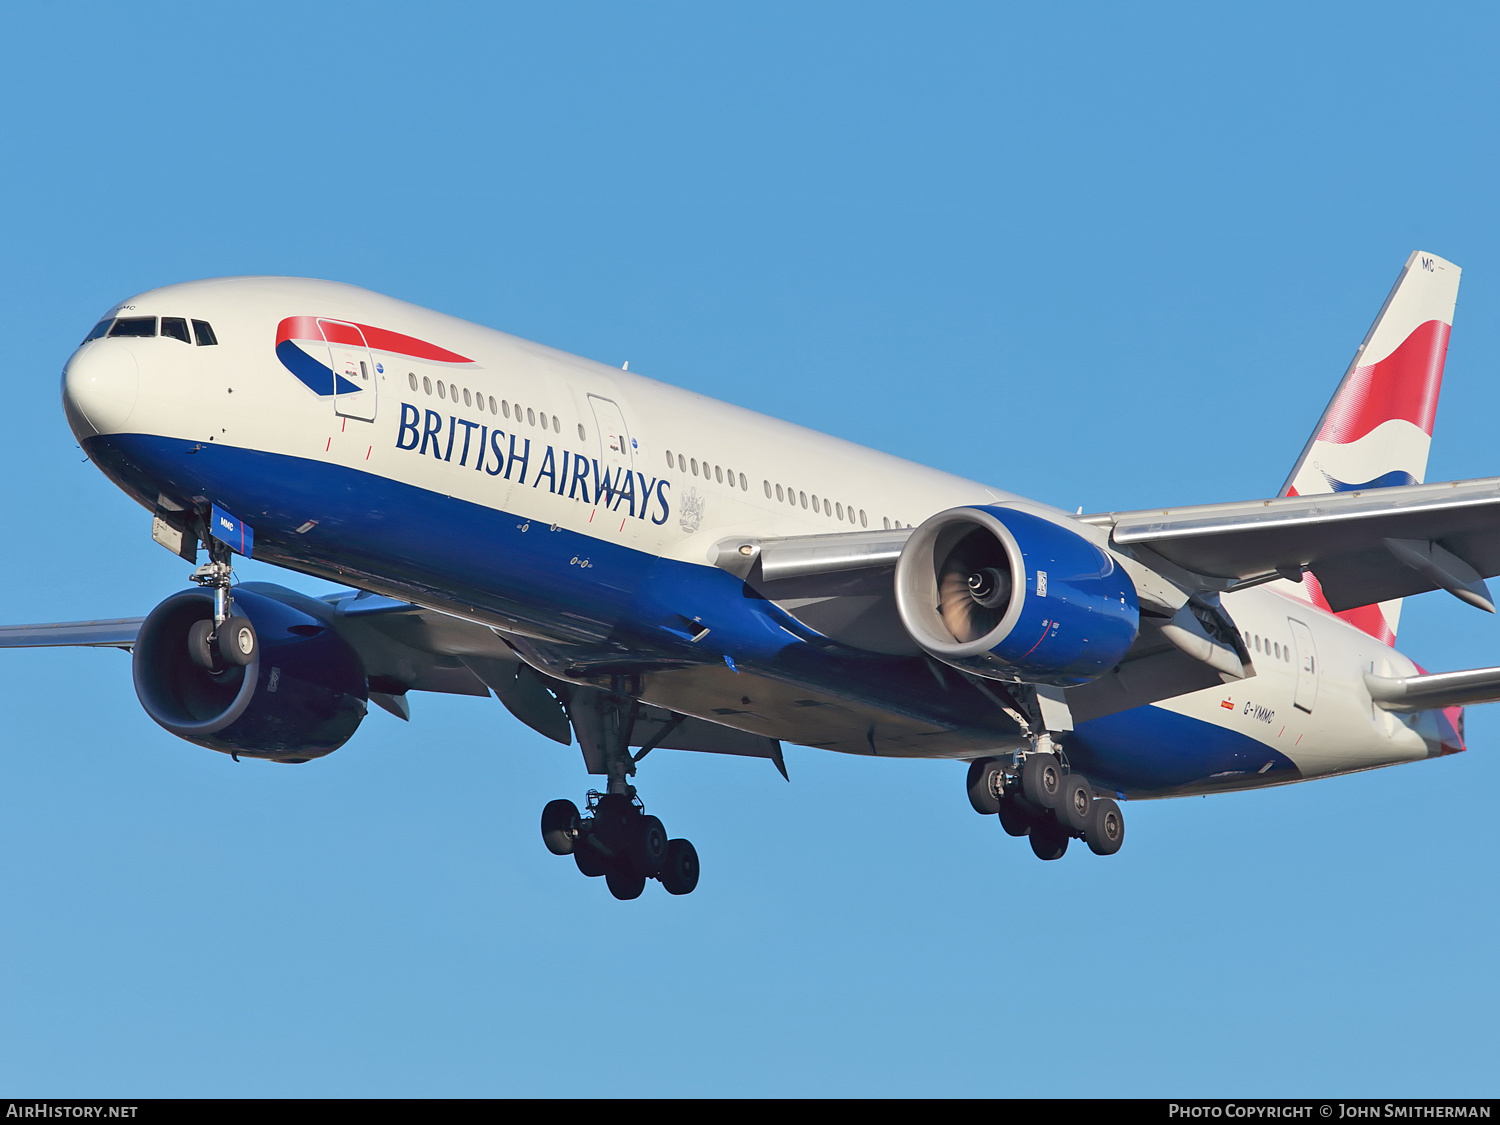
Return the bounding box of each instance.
[679,488,705,533]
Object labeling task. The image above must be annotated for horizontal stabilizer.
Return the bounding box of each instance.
[1366,666,1500,712]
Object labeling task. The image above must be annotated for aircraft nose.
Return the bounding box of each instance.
[62,343,138,437]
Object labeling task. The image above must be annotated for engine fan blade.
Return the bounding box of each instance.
[936,529,1011,643]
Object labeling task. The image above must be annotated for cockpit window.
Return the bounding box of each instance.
[191,319,218,346]
[161,317,191,344]
[82,318,113,344]
[109,317,156,338]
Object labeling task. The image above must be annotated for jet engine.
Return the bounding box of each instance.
[894,505,1139,686]
[132,583,368,762]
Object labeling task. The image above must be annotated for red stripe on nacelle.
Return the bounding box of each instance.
[1315,319,1450,445]
[274,316,473,364]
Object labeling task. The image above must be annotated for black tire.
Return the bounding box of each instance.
[996,794,1035,837]
[1021,753,1064,810]
[574,834,609,877]
[632,814,669,876]
[606,868,646,900]
[1029,815,1069,861]
[1086,798,1125,856]
[217,615,257,666]
[660,838,700,895]
[966,758,1005,815]
[187,619,221,671]
[1058,774,1093,834]
[541,799,580,856]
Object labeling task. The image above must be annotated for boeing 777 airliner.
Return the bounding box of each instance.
[13,251,1495,898]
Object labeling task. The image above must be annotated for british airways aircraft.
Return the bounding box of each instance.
[17,251,1495,899]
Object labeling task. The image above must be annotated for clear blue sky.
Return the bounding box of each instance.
[1,2,1496,1097]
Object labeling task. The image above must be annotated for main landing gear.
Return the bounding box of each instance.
[966,748,1124,860]
[541,792,700,899]
[539,680,700,899]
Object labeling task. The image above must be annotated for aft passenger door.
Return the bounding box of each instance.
[1287,617,1319,714]
[320,318,378,422]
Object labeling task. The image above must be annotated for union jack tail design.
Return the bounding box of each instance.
[1280,251,1461,644]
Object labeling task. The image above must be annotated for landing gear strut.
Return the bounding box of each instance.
[187,538,257,669]
[539,679,701,899]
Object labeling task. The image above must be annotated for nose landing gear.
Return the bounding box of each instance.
[186,538,257,670]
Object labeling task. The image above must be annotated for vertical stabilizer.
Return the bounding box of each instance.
[1280,251,1460,643]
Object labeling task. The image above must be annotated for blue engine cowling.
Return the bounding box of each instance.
[132,583,368,762]
[894,504,1139,687]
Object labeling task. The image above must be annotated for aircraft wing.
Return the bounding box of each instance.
[0,585,792,769]
[1090,476,1500,612]
[0,618,143,648]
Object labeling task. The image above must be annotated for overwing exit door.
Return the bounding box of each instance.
[320,318,378,422]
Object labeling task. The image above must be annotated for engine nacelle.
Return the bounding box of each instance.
[894,505,1139,687]
[132,583,368,762]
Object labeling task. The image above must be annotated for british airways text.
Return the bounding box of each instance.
[395,403,671,524]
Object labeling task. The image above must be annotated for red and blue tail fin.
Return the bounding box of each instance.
[1280,251,1461,644]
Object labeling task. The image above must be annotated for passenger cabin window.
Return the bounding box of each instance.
[161,317,191,344]
[109,317,156,338]
[82,319,113,343]
[191,320,218,346]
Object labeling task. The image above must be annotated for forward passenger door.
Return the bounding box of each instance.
[321,318,379,422]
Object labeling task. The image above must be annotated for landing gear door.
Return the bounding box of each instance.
[1287,617,1319,714]
[588,394,635,495]
[319,318,378,422]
